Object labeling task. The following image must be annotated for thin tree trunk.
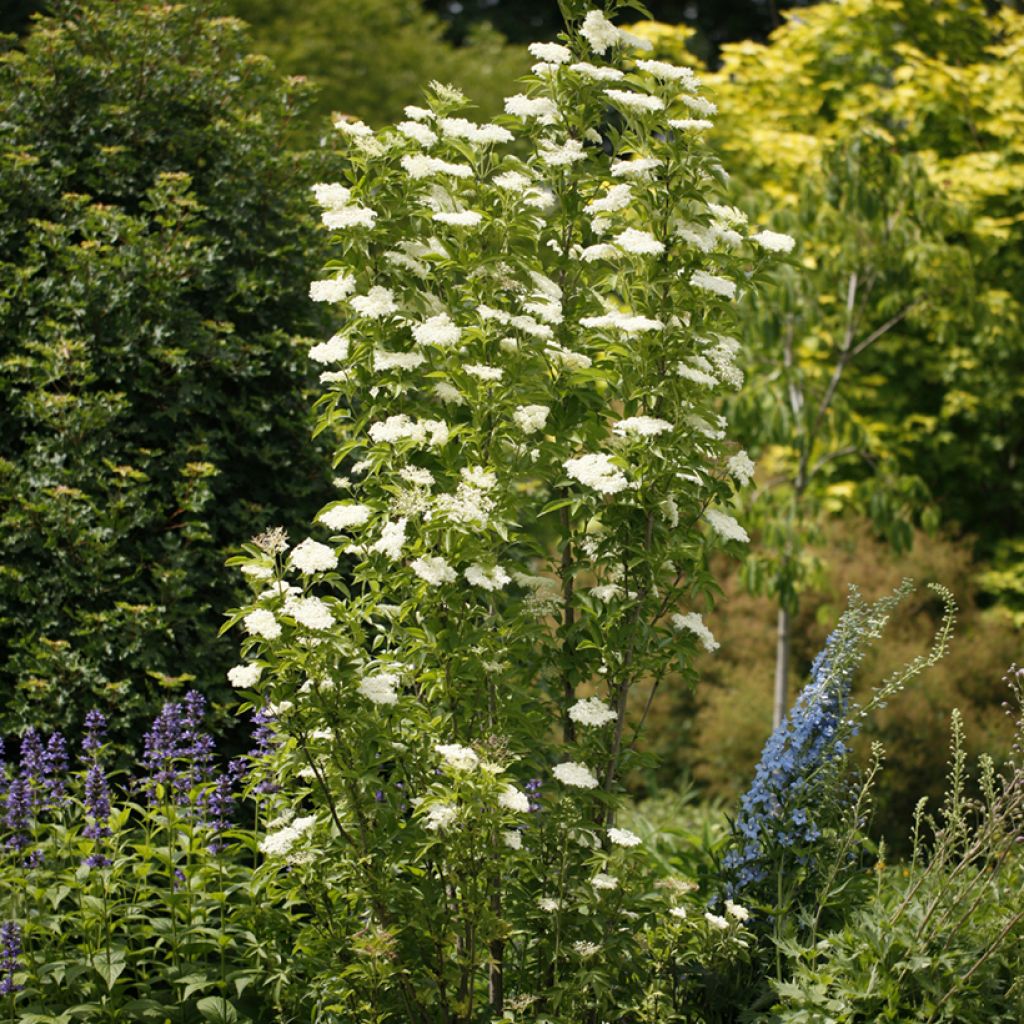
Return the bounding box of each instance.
[773,605,791,729]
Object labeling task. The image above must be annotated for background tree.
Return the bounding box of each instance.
[634,0,1024,716]
[231,0,530,136]
[0,0,333,745]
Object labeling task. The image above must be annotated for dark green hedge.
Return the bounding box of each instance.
[0,0,332,747]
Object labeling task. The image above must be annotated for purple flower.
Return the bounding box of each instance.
[247,707,280,795]
[3,778,32,852]
[142,691,216,804]
[83,710,107,755]
[18,728,69,810]
[201,759,246,853]
[0,921,23,996]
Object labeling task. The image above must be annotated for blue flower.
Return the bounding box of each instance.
[725,623,864,892]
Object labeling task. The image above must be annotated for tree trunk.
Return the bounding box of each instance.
[773,605,791,729]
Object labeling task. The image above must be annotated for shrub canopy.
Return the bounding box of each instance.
[0,0,332,743]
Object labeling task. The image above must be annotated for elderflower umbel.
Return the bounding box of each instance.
[690,270,737,299]
[604,89,665,114]
[283,595,334,631]
[504,94,558,122]
[351,286,398,319]
[464,564,511,591]
[538,138,587,166]
[412,313,462,347]
[374,350,426,372]
[244,609,280,640]
[608,827,642,847]
[570,61,624,81]
[498,786,530,813]
[401,154,473,179]
[436,743,479,771]
[309,275,356,303]
[725,899,751,921]
[227,664,262,690]
[309,333,349,364]
[580,9,620,54]
[613,416,673,438]
[705,509,750,544]
[669,118,714,132]
[513,404,550,433]
[635,59,699,86]
[371,518,407,560]
[397,120,438,147]
[752,229,796,253]
[528,41,572,64]
[424,803,458,831]
[613,227,665,255]
[564,453,629,495]
[359,672,400,706]
[671,611,719,652]
[289,538,338,574]
[411,555,457,586]
[705,912,729,930]
[591,872,619,891]
[553,761,599,789]
[568,697,617,727]
[259,814,316,857]
[727,450,756,486]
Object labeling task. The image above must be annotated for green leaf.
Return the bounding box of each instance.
[196,997,244,1024]
[93,951,127,990]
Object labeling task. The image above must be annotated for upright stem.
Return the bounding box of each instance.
[773,605,791,729]
[559,502,576,744]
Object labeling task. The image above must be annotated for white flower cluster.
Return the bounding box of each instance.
[401,154,473,180]
[553,761,599,789]
[351,286,397,319]
[498,786,530,813]
[372,518,407,560]
[690,269,737,299]
[311,182,377,231]
[752,229,795,253]
[259,814,316,857]
[436,743,479,771]
[309,275,356,304]
[612,416,673,438]
[727,450,756,486]
[412,312,462,347]
[227,663,262,690]
[579,9,652,55]
[464,563,511,591]
[608,827,642,847]
[568,697,617,727]
[564,453,629,495]
[513,404,550,434]
[411,555,458,587]
[671,611,719,652]
[244,608,280,640]
[705,509,750,544]
[309,333,349,364]
[283,594,335,631]
[368,414,449,448]
[359,671,400,706]
[424,802,458,831]
[289,538,338,574]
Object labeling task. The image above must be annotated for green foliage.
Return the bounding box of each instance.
[0,716,305,1020]
[232,0,530,137]
[703,0,1024,555]
[770,682,1024,1022]
[0,0,334,743]
[643,516,1021,847]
